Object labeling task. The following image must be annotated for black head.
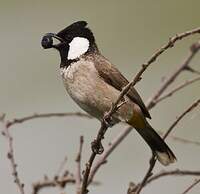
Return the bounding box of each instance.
[41,21,98,67]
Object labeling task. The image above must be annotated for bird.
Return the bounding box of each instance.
[41,21,176,166]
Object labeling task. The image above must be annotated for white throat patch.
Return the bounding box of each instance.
[68,37,89,60]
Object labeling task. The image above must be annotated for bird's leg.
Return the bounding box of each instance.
[91,112,115,155]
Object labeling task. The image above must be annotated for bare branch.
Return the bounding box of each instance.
[157,131,200,146]
[128,170,200,194]
[32,174,75,194]
[184,66,200,75]
[155,76,200,104]
[168,135,200,146]
[1,115,25,194]
[81,29,200,193]
[163,98,200,139]
[6,112,92,128]
[146,170,200,186]
[147,40,200,110]
[75,136,84,194]
[55,156,68,177]
[32,173,100,194]
[181,178,200,194]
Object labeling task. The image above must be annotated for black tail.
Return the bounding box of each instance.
[135,124,176,166]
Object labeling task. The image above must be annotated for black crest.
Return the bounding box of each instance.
[56,21,95,44]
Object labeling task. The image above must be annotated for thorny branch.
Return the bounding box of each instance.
[81,28,200,194]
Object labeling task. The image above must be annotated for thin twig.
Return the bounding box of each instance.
[32,175,75,194]
[32,174,100,194]
[75,136,84,194]
[157,131,200,146]
[55,156,68,177]
[146,170,200,186]
[147,40,200,109]
[155,76,200,104]
[1,115,25,194]
[181,178,200,194]
[163,98,200,139]
[168,135,200,146]
[6,112,92,128]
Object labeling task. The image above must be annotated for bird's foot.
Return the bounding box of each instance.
[103,113,115,128]
[91,139,104,154]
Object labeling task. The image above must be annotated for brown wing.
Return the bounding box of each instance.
[93,55,151,119]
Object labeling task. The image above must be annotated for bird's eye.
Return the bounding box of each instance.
[41,35,53,49]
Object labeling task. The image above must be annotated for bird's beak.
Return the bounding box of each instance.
[41,33,64,49]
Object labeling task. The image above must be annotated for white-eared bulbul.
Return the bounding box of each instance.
[41,21,176,166]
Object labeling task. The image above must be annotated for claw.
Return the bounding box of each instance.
[103,113,115,128]
[91,139,104,154]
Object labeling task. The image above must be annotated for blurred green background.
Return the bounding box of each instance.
[0,0,200,194]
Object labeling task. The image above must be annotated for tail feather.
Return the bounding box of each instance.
[135,124,176,166]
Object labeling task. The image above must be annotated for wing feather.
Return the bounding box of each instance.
[93,55,151,119]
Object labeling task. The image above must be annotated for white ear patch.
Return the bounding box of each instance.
[68,37,89,60]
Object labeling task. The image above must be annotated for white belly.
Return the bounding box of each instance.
[60,59,135,121]
[60,60,113,118]
[60,61,95,104]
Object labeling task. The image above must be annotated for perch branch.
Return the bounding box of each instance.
[88,126,132,183]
